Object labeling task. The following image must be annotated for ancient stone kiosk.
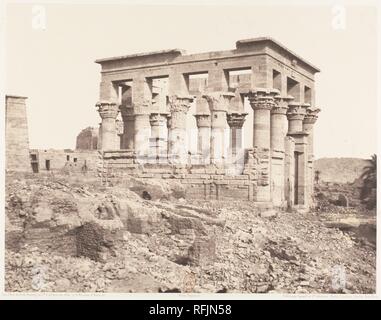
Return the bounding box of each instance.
[95,37,320,210]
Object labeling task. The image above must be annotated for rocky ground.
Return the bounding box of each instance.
[4,172,376,294]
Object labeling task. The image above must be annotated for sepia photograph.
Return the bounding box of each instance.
[1,0,379,300]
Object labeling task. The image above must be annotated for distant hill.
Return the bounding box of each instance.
[315,158,369,184]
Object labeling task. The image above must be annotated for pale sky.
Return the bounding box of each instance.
[4,2,378,159]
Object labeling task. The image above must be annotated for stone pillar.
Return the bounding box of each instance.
[96,101,119,150]
[226,112,247,175]
[248,88,279,202]
[272,96,294,152]
[203,91,235,164]
[286,102,309,208]
[168,95,194,163]
[270,95,293,207]
[120,106,135,150]
[226,112,247,157]
[248,88,279,149]
[303,106,320,206]
[134,113,151,161]
[194,114,211,164]
[303,106,320,160]
[284,136,295,210]
[5,95,31,172]
[149,113,169,162]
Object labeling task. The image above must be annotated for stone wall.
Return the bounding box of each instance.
[5,96,31,172]
[99,149,276,203]
[30,149,100,173]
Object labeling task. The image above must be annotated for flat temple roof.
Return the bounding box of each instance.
[95,37,320,73]
[95,49,185,64]
[235,37,320,72]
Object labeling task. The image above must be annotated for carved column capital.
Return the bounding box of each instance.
[303,107,321,125]
[194,113,211,128]
[168,95,193,129]
[96,101,119,119]
[286,102,308,121]
[202,91,235,112]
[227,112,248,128]
[248,88,279,111]
[149,113,169,127]
[272,95,294,115]
[168,95,194,113]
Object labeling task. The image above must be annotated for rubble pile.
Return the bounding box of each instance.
[5,174,376,294]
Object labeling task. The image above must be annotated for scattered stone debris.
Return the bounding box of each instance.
[5,173,376,293]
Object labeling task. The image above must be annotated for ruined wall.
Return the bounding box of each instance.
[30,149,99,173]
[100,149,277,204]
[5,96,31,172]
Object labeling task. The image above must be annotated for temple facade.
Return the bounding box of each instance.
[95,37,321,210]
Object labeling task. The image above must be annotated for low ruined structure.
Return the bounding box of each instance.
[76,127,98,150]
[94,37,320,209]
[29,149,99,173]
[5,95,31,172]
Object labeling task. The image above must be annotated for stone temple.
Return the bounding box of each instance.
[95,37,321,210]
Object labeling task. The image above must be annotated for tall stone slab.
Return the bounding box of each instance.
[5,95,31,172]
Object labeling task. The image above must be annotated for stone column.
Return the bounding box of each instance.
[203,91,235,164]
[134,113,151,161]
[226,112,247,175]
[272,96,294,152]
[168,95,194,163]
[286,102,309,207]
[226,112,247,157]
[149,113,169,162]
[248,88,279,202]
[270,95,293,207]
[194,114,211,164]
[303,106,320,206]
[303,106,320,159]
[96,101,119,150]
[120,106,135,150]
[248,88,279,149]
[284,136,295,210]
